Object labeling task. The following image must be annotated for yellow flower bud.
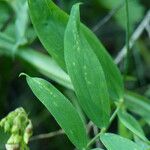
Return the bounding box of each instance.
[11,125,19,134]
[4,122,11,132]
[5,143,20,150]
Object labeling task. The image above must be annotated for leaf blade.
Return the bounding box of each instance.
[118,110,147,141]
[100,133,143,150]
[64,4,110,128]
[24,75,88,149]
[28,0,66,69]
[0,32,73,89]
[125,91,150,124]
[28,0,124,101]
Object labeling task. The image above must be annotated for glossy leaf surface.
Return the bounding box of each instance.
[65,4,110,128]
[24,75,88,149]
[118,110,147,141]
[28,0,124,101]
[100,133,143,150]
[0,32,72,90]
[125,92,150,124]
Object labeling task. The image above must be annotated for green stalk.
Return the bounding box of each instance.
[123,0,130,81]
[86,100,124,148]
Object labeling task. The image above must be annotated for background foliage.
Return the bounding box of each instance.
[0,0,150,149]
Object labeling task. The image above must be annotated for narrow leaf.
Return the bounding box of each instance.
[100,133,143,150]
[28,0,124,101]
[134,136,150,150]
[18,48,73,90]
[28,0,66,69]
[91,148,104,150]
[0,32,72,90]
[23,75,88,149]
[118,110,147,141]
[65,4,110,128]
[6,0,29,45]
[125,91,150,124]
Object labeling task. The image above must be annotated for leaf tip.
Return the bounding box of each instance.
[19,73,29,78]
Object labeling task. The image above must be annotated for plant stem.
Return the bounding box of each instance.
[109,100,124,123]
[86,128,106,148]
[123,0,130,81]
[115,10,150,64]
[92,1,124,32]
[30,129,64,141]
[86,100,124,148]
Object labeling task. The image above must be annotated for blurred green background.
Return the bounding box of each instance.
[0,0,150,149]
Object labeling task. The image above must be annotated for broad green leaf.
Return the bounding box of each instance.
[118,119,132,139]
[28,0,67,69]
[23,75,88,149]
[100,133,143,150]
[82,26,124,102]
[28,0,124,101]
[125,91,150,125]
[134,136,150,150]
[65,4,110,128]
[64,90,86,124]
[118,110,147,141]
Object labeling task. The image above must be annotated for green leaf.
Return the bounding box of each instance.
[118,110,147,141]
[91,148,104,150]
[0,32,72,90]
[125,91,150,125]
[28,0,124,101]
[65,4,110,128]
[118,119,132,139]
[100,133,143,150]
[23,74,88,149]
[28,0,66,69]
[134,136,150,150]
[6,0,29,45]
[18,48,73,90]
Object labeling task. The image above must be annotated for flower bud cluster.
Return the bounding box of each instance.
[0,107,33,150]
